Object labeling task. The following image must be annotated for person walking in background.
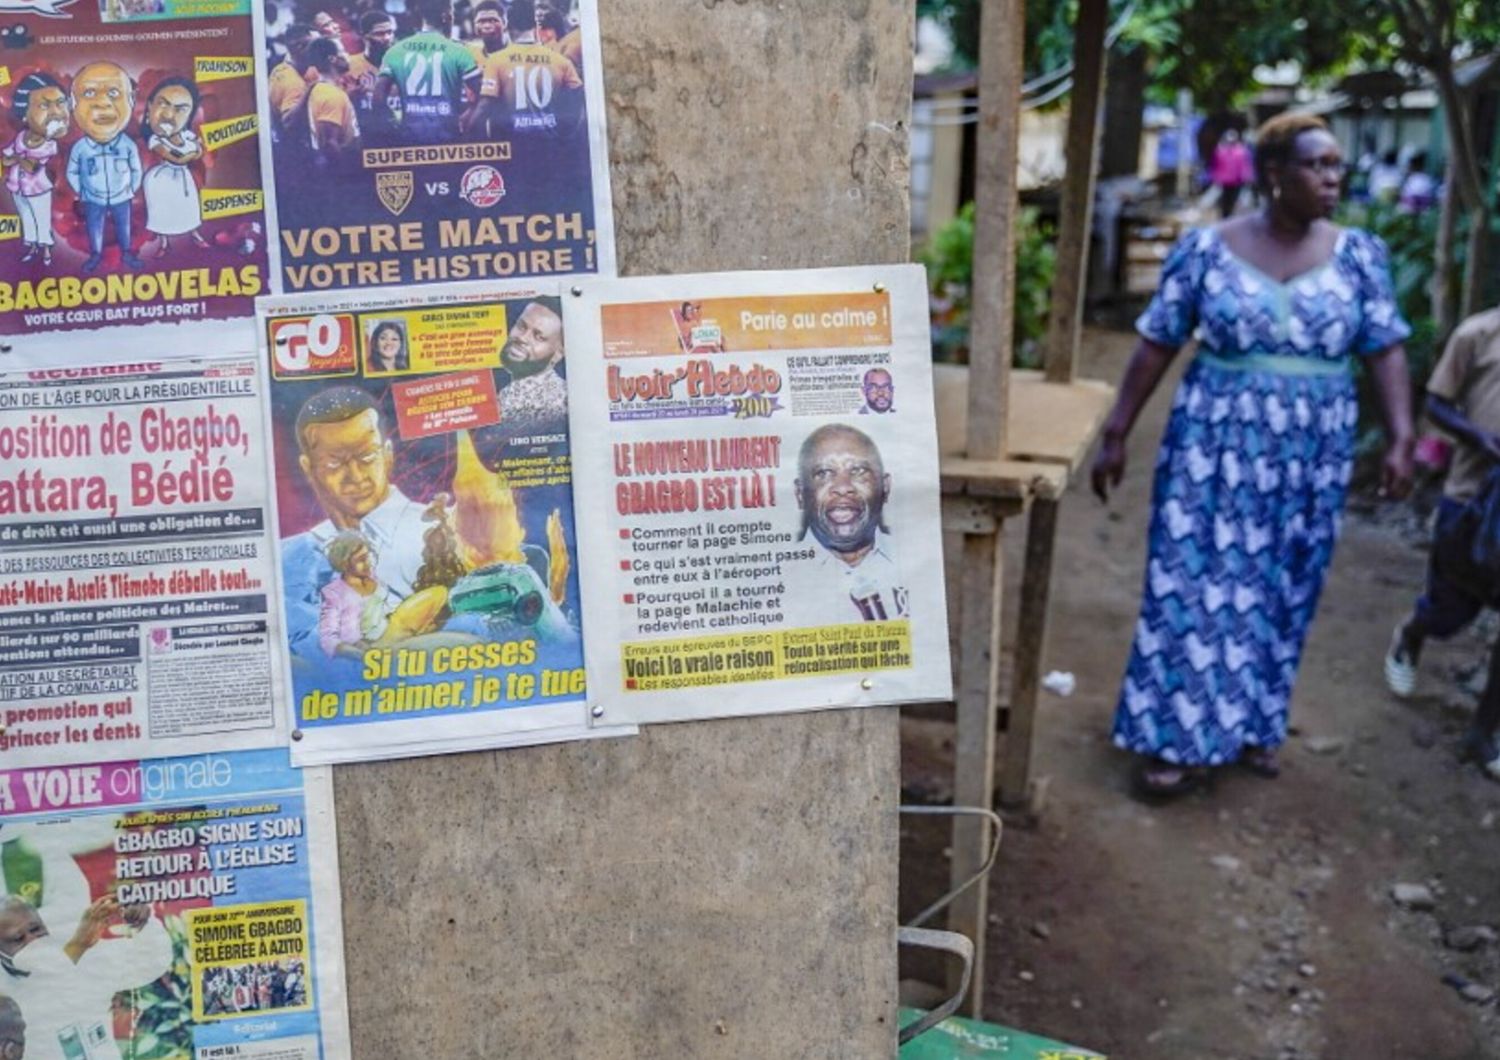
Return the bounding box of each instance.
[1351,133,1379,201]
[1385,309,1500,779]
[1399,150,1439,213]
[1092,112,1414,798]
[1208,128,1253,218]
[1368,147,1404,203]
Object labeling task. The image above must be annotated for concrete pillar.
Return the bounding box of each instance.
[330,3,914,1056]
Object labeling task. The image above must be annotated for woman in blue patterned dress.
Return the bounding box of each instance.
[1091,113,1415,797]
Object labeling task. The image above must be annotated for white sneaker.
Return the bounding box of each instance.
[1464,730,1500,781]
[1385,625,1418,698]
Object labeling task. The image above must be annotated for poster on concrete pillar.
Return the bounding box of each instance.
[0,357,286,770]
[0,0,270,364]
[566,264,953,727]
[253,0,614,296]
[0,748,351,1060]
[258,279,631,765]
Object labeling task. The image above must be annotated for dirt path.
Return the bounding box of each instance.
[902,328,1500,1060]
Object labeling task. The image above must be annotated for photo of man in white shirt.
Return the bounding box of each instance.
[794,423,907,624]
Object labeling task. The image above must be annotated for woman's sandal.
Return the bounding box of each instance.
[1134,759,1205,799]
[1239,747,1281,779]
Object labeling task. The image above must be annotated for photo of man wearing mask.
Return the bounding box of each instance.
[0,893,171,1060]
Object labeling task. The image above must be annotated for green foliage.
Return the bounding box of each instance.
[918,0,1361,109]
[918,202,1057,368]
[1337,200,1452,465]
[1340,200,1442,378]
[1024,0,1184,80]
[1013,210,1059,365]
[1341,0,1500,70]
[1152,1,1361,110]
[916,0,980,70]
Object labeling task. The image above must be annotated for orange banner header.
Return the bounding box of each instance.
[601,292,892,358]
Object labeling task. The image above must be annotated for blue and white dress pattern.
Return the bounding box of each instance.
[1113,227,1411,765]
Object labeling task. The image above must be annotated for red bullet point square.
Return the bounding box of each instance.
[618,528,631,539]
[623,594,635,604]
[619,560,631,571]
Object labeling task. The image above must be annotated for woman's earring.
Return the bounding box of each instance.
[1272,184,1282,202]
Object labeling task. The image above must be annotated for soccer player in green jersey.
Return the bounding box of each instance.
[375,0,479,144]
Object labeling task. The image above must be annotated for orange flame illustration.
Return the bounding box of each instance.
[452,430,527,567]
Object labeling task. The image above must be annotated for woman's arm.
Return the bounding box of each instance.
[1367,343,1415,499]
[1090,337,1182,501]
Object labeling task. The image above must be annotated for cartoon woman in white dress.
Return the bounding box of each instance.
[140,77,208,257]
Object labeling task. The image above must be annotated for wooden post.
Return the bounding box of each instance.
[947,0,1025,1020]
[948,0,1024,1021]
[964,0,1025,461]
[947,530,1005,1017]
[1042,0,1109,384]
[1000,497,1060,807]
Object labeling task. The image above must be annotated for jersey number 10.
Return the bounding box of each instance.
[511,66,554,110]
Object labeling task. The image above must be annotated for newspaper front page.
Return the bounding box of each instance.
[0,358,284,768]
[567,264,953,725]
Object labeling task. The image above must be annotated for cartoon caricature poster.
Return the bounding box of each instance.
[0,0,267,363]
[254,0,613,296]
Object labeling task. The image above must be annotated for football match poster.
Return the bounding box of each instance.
[254,0,614,296]
[565,265,954,727]
[0,0,269,363]
[257,279,629,765]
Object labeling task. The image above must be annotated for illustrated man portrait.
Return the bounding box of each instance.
[499,296,567,437]
[0,894,171,1060]
[860,367,894,414]
[795,423,908,623]
[65,61,143,272]
[281,387,427,660]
